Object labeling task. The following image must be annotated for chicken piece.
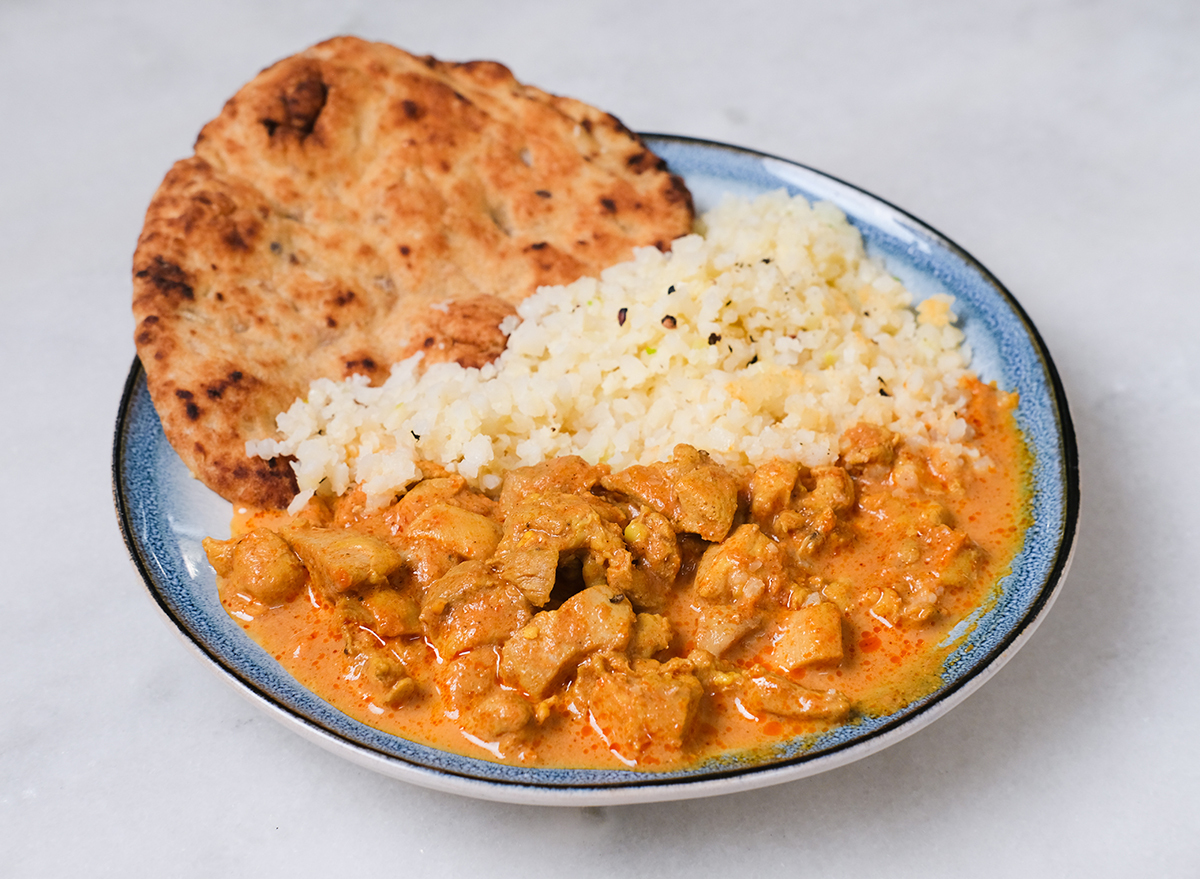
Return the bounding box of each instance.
[602,444,738,542]
[673,447,741,541]
[693,605,761,657]
[494,545,558,607]
[838,423,896,472]
[330,486,374,530]
[865,586,904,627]
[421,560,495,624]
[693,524,785,605]
[924,523,982,589]
[805,466,855,516]
[890,523,981,624]
[622,509,680,612]
[437,646,533,745]
[581,656,703,761]
[766,602,844,671]
[203,535,236,578]
[382,475,496,534]
[437,582,531,659]
[204,529,307,605]
[367,653,417,707]
[497,456,608,520]
[333,607,420,706]
[697,660,850,722]
[739,671,850,721]
[495,492,633,606]
[421,560,532,657]
[774,465,857,560]
[499,587,634,699]
[407,503,503,560]
[748,459,802,523]
[282,526,405,596]
[394,539,459,590]
[630,613,673,659]
[361,587,422,638]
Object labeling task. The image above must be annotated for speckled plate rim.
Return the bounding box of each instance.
[113,134,1079,806]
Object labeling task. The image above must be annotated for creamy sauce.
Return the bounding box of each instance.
[214,380,1028,770]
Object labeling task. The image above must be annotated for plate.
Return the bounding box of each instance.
[113,135,1079,806]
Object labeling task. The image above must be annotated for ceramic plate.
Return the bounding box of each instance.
[113,135,1079,806]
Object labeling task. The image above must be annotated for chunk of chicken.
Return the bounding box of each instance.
[630,613,673,659]
[581,655,703,761]
[381,475,496,534]
[622,509,680,612]
[805,466,855,516]
[495,492,633,606]
[766,602,844,671]
[602,444,738,542]
[693,605,761,657]
[499,587,634,699]
[856,493,982,622]
[421,560,495,624]
[203,529,307,605]
[407,504,503,559]
[420,560,532,658]
[437,646,533,745]
[366,652,418,707]
[282,526,406,596]
[838,423,897,472]
[923,523,982,589]
[497,456,608,520]
[748,459,802,523]
[739,672,850,721]
[694,524,785,605]
[696,656,850,722]
[774,465,856,560]
[361,587,422,638]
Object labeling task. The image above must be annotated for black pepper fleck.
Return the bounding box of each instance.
[618,307,628,326]
[708,333,721,345]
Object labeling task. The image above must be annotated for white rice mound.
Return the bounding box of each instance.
[248,190,979,514]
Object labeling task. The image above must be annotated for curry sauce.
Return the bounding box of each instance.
[206,379,1028,770]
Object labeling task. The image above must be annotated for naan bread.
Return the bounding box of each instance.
[132,37,694,508]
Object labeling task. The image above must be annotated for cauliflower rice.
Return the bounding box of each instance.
[248,190,979,513]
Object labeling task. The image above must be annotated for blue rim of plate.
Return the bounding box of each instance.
[113,134,1079,805]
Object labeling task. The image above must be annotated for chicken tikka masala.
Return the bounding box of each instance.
[205,378,1027,769]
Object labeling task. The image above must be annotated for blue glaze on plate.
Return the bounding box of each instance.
[113,136,1078,805]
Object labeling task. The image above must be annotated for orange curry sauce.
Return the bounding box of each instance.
[212,379,1028,770]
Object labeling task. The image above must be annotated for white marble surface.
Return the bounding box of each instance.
[2,0,1197,874]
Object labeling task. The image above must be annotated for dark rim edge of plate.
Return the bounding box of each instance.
[111,133,1080,796]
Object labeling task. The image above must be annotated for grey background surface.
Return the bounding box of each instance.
[2,1,1197,875]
